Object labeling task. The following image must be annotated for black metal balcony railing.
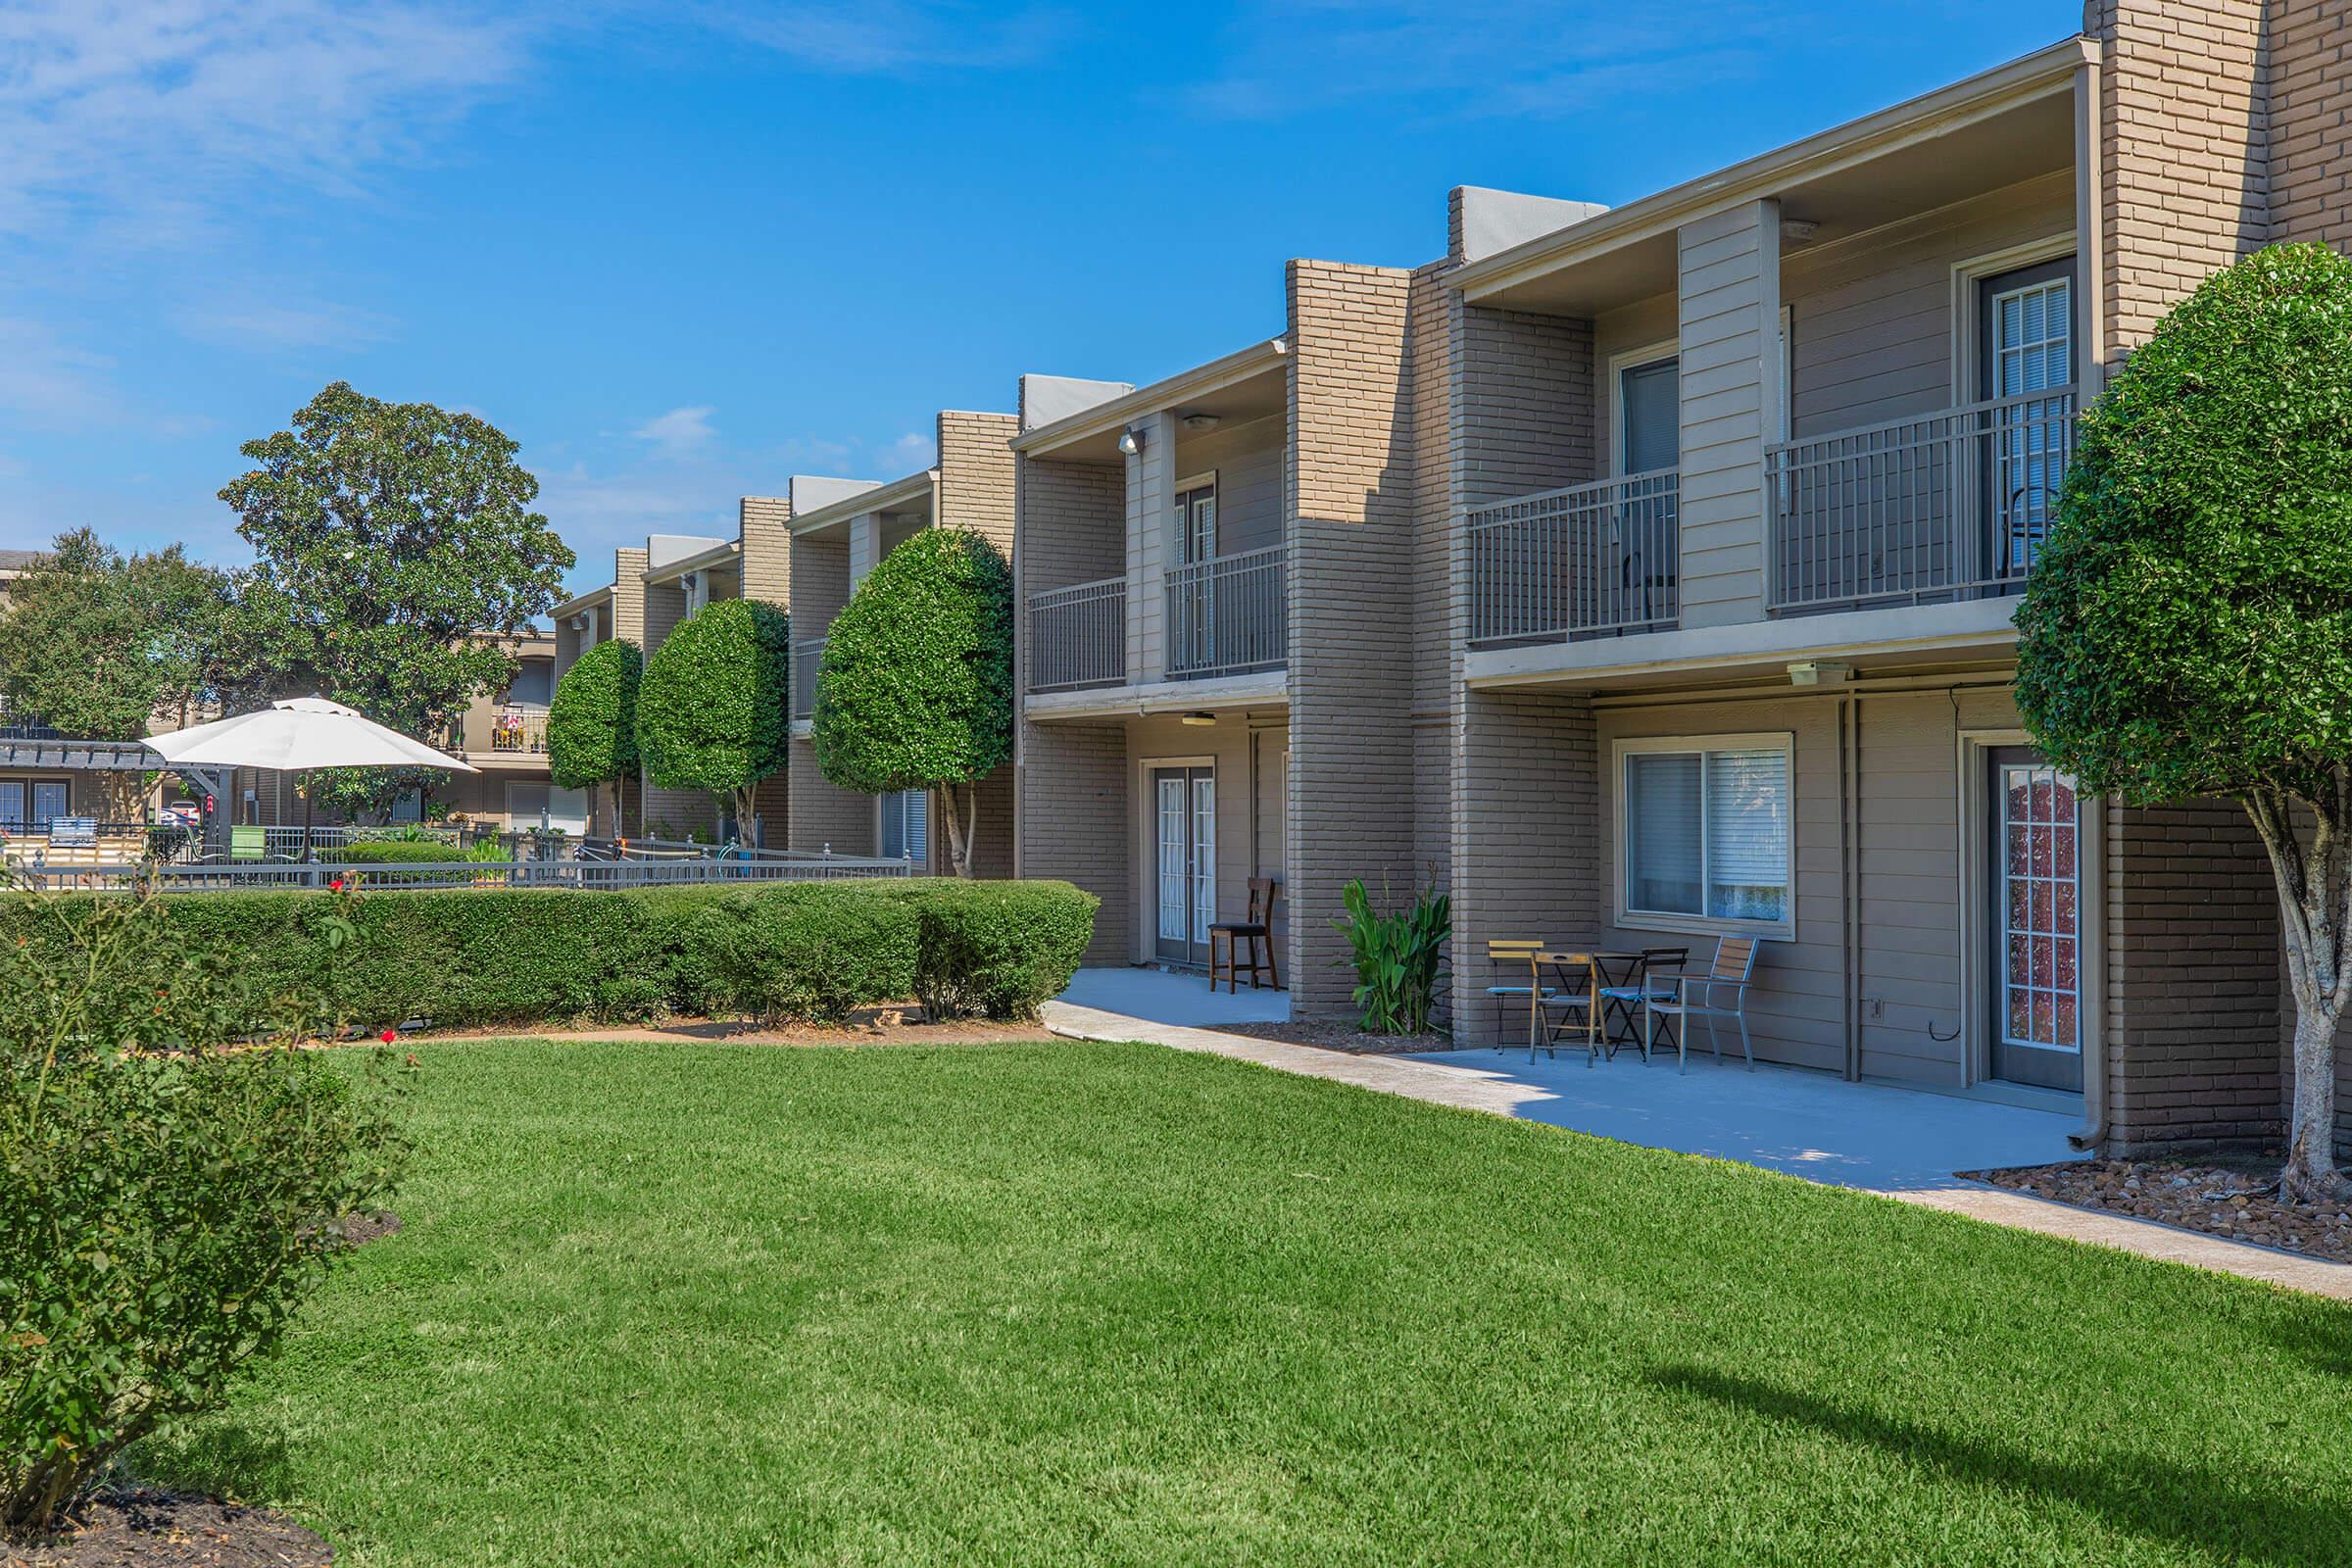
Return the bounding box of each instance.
[792,638,825,720]
[1165,546,1287,680]
[1466,468,1681,646]
[1765,385,2078,614]
[1025,577,1126,692]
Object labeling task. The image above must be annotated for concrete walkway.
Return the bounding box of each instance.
[1042,998,2352,1300]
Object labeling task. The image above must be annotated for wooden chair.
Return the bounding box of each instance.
[1483,939,1552,1052]
[1642,935,1762,1073]
[1595,946,1689,1059]
[1208,878,1280,993]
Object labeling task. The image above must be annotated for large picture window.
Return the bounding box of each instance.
[1619,737,1791,930]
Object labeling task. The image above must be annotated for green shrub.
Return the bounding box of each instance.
[851,878,1098,1020]
[340,840,466,864]
[0,885,406,1540]
[690,887,920,1023]
[1333,877,1450,1035]
[547,638,641,829]
[812,529,1013,877]
[636,600,790,842]
[0,880,1099,1033]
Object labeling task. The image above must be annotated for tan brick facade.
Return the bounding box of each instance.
[740,496,791,604]
[2103,799,2285,1154]
[2270,0,2352,247]
[1284,259,1420,1015]
[1016,721,1130,961]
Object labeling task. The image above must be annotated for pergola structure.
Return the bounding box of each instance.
[0,734,230,853]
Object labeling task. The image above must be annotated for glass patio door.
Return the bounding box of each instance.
[1989,749,2082,1092]
[1152,765,1215,966]
[1980,259,2074,585]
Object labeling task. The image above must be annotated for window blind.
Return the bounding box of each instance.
[1704,750,1788,922]
[1626,752,1702,915]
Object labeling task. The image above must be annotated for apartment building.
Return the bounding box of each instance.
[786,410,1019,875]
[1012,0,2352,1157]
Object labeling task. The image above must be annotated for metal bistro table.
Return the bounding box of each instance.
[1528,950,1647,1064]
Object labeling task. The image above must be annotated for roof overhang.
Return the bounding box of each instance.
[644,539,741,586]
[1011,338,1289,461]
[552,583,613,620]
[789,469,937,538]
[1452,35,2090,315]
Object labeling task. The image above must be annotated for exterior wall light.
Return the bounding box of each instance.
[1180,710,1216,727]
[1117,426,1146,456]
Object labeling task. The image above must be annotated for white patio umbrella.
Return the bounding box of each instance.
[145,698,475,849]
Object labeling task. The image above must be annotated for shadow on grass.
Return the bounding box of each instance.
[2262,1307,2352,1380]
[130,1416,299,1504]
[1648,1363,2337,1565]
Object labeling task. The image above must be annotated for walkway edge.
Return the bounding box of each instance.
[1041,1002,2352,1301]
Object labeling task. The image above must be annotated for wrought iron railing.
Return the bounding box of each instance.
[792,637,826,719]
[1466,468,1680,646]
[1025,576,1126,692]
[1165,546,1286,680]
[1765,385,2078,614]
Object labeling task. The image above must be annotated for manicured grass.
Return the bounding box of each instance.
[150,1040,2351,1566]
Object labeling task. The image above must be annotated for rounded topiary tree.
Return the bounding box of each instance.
[812,528,1012,878]
[636,600,790,845]
[2016,241,2352,1205]
[546,638,641,837]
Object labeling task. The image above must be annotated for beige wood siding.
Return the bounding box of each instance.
[1784,171,2075,438]
[1592,290,1680,469]
[1170,414,1284,558]
[1673,202,1778,629]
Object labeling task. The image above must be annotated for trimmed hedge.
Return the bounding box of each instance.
[0,880,1098,1031]
[340,841,465,864]
[689,888,920,1024]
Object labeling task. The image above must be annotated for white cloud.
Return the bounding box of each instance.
[882,429,936,471]
[631,405,718,458]
[683,1,1071,73]
[1183,1,1823,122]
[171,295,399,352]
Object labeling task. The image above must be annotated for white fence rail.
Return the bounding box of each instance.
[1466,468,1680,645]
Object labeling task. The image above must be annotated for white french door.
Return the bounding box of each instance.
[1152,765,1215,965]
[1980,259,2074,583]
[1990,750,2082,1092]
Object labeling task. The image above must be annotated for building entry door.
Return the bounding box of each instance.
[1152,765,1215,966]
[1988,747,2083,1092]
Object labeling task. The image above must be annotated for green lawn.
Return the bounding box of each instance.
[147,1039,2351,1566]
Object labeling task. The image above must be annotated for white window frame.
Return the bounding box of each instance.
[1606,338,1680,477]
[879,788,929,866]
[1612,731,1796,938]
[1172,470,1218,564]
[1948,235,2077,405]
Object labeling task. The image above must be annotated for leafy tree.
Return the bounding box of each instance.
[547,639,641,835]
[219,382,573,818]
[636,600,790,843]
[812,528,1013,878]
[2016,242,2352,1204]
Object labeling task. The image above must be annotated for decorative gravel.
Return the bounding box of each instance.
[1961,1158,2352,1262]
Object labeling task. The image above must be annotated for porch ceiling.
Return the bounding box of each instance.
[1018,341,1289,463]
[1467,55,2077,318]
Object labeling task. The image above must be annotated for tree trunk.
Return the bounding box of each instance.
[939,781,977,879]
[2242,783,2352,1205]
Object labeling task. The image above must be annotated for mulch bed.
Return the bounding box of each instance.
[1212,1018,1450,1055]
[3,1490,329,1567]
[1961,1157,2352,1262]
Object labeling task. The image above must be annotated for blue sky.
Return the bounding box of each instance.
[1,0,2079,596]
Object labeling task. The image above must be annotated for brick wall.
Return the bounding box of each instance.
[937,411,1019,555]
[740,496,792,605]
[612,548,648,648]
[790,534,852,639]
[788,735,871,855]
[1016,721,1130,961]
[1285,259,1419,1015]
[1447,689,1600,1049]
[2269,0,2352,248]
[1407,263,1456,885]
[2103,797,2285,1155]
[2089,0,2272,357]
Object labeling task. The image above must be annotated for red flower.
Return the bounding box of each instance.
[329,878,345,892]
[379,1028,397,1044]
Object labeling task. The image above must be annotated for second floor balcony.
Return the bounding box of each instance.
[792,637,825,720]
[1467,469,1681,647]
[1165,544,1286,681]
[1027,577,1125,693]
[1766,385,2077,615]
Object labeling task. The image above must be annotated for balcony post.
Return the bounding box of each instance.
[1123,410,1173,683]
[1674,197,1780,628]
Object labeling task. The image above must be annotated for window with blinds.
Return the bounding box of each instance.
[881,788,928,862]
[1621,740,1790,927]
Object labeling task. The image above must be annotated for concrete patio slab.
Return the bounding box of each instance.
[1055,965,1290,1027]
